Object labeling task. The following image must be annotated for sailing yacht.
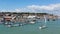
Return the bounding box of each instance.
[39,15,47,29]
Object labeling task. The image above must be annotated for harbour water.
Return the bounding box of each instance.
[0,19,60,34]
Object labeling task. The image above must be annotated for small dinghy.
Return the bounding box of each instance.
[7,25,11,27]
[30,21,35,24]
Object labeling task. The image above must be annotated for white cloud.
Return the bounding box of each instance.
[27,3,60,11]
[27,3,60,15]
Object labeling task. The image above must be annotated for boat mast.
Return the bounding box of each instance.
[44,15,47,26]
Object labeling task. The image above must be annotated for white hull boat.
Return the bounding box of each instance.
[30,21,35,24]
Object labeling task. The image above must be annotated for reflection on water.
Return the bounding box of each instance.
[0,19,60,34]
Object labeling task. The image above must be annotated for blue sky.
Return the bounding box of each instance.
[0,0,60,9]
[0,0,60,16]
